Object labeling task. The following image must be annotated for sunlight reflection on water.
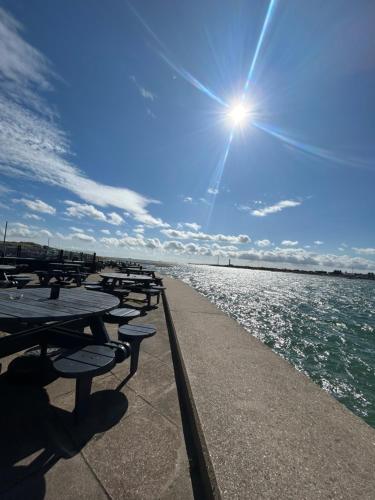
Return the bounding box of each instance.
[160,264,375,427]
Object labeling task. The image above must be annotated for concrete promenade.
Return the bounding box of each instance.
[0,275,195,499]
[163,276,375,499]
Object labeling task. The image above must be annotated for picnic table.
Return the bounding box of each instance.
[100,272,154,287]
[119,267,156,278]
[0,288,119,359]
[36,263,88,286]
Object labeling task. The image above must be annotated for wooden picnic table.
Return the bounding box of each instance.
[119,267,156,277]
[0,288,119,359]
[100,272,154,287]
[49,262,81,269]
[37,264,88,286]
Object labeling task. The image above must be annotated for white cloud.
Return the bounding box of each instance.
[183,196,193,203]
[73,232,95,243]
[181,222,202,231]
[65,201,107,221]
[101,229,110,235]
[2,222,33,238]
[255,239,271,247]
[133,226,144,234]
[281,240,299,247]
[241,200,301,217]
[0,9,167,228]
[132,212,169,228]
[107,212,124,226]
[24,213,43,221]
[352,247,375,255]
[161,228,250,244]
[207,187,219,195]
[40,229,52,238]
[0,221,51,240]
[314,240,324,245]
[64,201,124,226]
[14,198,55,214]
[100,234,161,250]
[69,226,82,232]
[231,248,375,271]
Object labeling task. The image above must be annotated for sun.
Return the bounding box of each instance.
[227,101,251,127]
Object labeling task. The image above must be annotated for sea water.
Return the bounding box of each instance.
[162,264,375,428]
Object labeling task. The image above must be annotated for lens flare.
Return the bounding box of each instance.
[227,101,251,127]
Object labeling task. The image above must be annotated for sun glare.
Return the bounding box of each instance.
[227,101,251,127]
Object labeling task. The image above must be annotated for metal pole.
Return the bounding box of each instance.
[2,221,8,259]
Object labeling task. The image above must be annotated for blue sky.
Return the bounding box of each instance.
[0,0,375,271]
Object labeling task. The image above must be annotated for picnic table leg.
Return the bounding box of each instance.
[89,316,110,343]
[75,376,92,421]
[129,340,141,375]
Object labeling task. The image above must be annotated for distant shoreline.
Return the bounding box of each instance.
[189,263,375,282]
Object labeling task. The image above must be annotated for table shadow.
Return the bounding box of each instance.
[0,371,128,499]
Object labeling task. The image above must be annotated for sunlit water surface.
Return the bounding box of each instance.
[159,264,375,428]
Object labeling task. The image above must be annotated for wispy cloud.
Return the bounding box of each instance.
[129,75,156,101]
[241,199,302,217]
[23,213,43,221]
[314,240,324,245]
[183,196,193,203]
[207,187,219,195]
[0,8,167,228]
[14,197,56,214]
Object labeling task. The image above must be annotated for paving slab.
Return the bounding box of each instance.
[164,276,375,500]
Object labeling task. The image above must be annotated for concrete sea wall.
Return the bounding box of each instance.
[163,277,375,499]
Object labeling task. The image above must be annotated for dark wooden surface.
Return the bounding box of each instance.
[53,345,116,377]
[0,265,16,272]
[118,323,156,339]
[108,308,140,319]
[100,273,154,283]
[0,288,119,322]
[49,263,81,268]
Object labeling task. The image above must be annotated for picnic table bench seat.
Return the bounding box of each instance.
[105,307,141,325]
[52,344,116,421]
[118,324,156,375]
[85,284,103,291]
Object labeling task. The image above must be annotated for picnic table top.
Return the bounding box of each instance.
[0,265,16,272]
[100,272,154,282]
[0,288,119,322]
[48,262,81,268]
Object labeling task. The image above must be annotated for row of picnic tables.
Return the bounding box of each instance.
[0,265,163,420]
[0,266,161,360]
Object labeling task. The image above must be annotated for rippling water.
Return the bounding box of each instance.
[161,264,375,428]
